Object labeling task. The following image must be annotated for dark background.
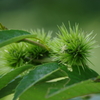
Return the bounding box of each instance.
[0,0,100,99]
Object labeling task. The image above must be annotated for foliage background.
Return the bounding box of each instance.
[0,0,100,100]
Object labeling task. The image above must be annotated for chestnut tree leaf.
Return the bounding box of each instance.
[0,30,35,48]
[0,64,33,90]
[13,62,61,100]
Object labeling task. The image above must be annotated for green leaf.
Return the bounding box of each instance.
[20,79,68,100]
[0,77,22,98]
[63,65,99,85]
[19,77,100,100]
[15,65,99,100]
[46,65,99,98]
[47,77,100,99]
[0,64,33,90]
[0,69,67,99]
[13,62,60,100]
[0,30,35,48]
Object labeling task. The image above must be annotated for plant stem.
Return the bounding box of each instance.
[32,57,53,64]
[22,38,49,50]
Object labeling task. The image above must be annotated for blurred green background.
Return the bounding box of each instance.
[0,0,100,73]
[0,0,100,100]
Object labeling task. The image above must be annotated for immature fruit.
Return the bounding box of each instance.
[51,24,97,67]
[3,43,28,68]
[2,29,52,68]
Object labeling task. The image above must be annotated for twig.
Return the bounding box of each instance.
[22,38,49,50]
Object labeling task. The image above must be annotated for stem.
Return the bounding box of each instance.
[22,38,49,50]
[32,57,53,64]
